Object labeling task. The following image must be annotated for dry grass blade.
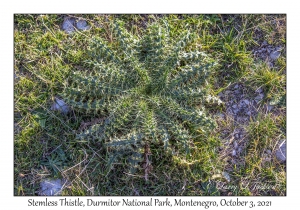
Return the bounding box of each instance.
[142,143,153,181]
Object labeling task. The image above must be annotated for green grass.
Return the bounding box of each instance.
[245,62,286,107]
[236,114,286,196]
[14,14,286,196]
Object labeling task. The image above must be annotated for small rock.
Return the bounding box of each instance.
[270,50,281,60]
[234,89,241,94]
[233,141,238,149]
[246,111,252,116]
[234,84,239,89]
[232,104,238,109]
[232,109,239,114]
[51,98,70,114]
[222,172,231,182]
[234,133,239,139]
[62,17,76,34]
[232,149,237,156]
[275,141,286,163]
[76,20,90,31]
[218,92,224,97]
[262,40,268,46]
[255,94,264,102]
[266,149,272,155]
[243,99,250,105]
[225,90,231,95]
[39,179,64,196]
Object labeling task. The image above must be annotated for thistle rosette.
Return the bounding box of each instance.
[62,19,220,173]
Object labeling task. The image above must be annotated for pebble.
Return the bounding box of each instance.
[234,89,241,94]
[39,179,64,196]
[239,101,245,107]
[232,109,239,114]
[222,172,231,182]
[76,20,90,30]
[225,91,231,95]
[270,50,281,60]
[255,94,264,102]
[51,98,70,114]
[262,40,268,46]
[232,149,237,156]
[62,17,76,34]
[275,140,286,163]
[233,141,238,149]
[243,99,250,105]
[234,84,239,89]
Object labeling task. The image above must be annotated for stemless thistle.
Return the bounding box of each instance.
[62,19,221,173]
